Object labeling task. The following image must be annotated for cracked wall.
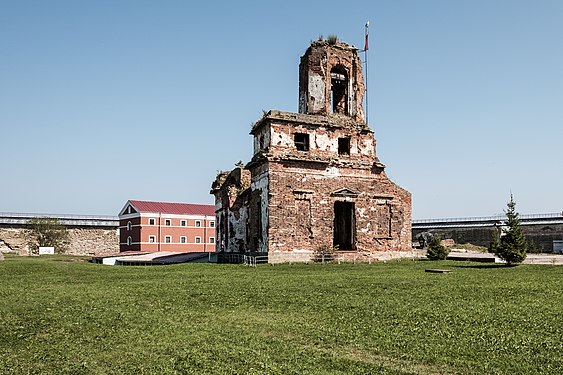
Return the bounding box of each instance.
[211,39,411,263]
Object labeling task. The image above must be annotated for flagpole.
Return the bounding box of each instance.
[364,21,369,125]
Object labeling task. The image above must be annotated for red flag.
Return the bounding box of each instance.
[364,33,369,51]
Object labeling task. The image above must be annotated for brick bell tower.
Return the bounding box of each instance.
[212,38,412,263]
[298,39,366,124]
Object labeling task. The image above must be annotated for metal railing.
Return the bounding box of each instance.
[0,212,118,221]
[219,253,268,266]
[0,212,119,227]
[413,212,563,225]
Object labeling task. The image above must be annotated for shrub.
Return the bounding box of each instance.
[426,235,450,260]
[25,217,69,254]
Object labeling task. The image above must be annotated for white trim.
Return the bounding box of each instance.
[118,212,141,220]
[138,213,214,220]
[118,224,141,229]
[151,224,215,229]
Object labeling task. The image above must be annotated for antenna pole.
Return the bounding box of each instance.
[364,21,369,125]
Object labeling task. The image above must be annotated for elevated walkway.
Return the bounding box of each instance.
[0,212,118,228]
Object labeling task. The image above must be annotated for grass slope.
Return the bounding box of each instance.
[0,256,562,374]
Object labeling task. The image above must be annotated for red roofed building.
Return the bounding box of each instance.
[118,200,216,253]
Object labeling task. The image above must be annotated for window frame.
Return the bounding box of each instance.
[164,236,172,243]
[338,137,351,155]
[294,132,310,151]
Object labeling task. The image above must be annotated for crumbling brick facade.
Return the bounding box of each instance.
[212,39,412,263]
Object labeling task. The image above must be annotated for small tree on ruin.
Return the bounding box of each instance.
[491,195,527,266]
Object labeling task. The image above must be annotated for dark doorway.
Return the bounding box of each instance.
[333,201,356,250]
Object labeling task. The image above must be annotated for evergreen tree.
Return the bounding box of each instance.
[494,195,527,265]
[426,235,450,260]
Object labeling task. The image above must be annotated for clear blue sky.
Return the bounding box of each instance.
[1,1,562,219]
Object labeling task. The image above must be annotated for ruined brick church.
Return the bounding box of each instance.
[211,39,412,263]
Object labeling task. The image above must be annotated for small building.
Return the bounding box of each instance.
[211,39,412,263]
[118,200,216,253]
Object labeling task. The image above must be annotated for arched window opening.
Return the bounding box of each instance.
[127,236,132,246]
[330,66,348,115]
[127,221,132,231]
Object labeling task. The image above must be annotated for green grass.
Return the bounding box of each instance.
[1,256,562,374]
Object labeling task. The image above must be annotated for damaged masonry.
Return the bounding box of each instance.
[211,39,412,263]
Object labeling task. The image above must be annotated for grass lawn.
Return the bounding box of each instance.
[1,255,562,374]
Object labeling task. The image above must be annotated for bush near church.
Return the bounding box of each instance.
[426,235,450,260]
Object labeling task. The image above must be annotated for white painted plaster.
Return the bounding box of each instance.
[323,166,341,177]
[252,173,269,253]
[272,128,294,147]
[314,132,335,152]
[308,73,325,113]
[360,137,375,156]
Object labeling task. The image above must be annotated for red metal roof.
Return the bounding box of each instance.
[129,200,215,216]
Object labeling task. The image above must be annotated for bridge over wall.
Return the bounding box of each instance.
[412,213,563,253]
[0,212,119,256]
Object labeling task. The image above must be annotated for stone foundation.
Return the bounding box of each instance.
[268,249,424,264]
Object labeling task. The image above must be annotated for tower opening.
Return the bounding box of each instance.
[330,66,348,115]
